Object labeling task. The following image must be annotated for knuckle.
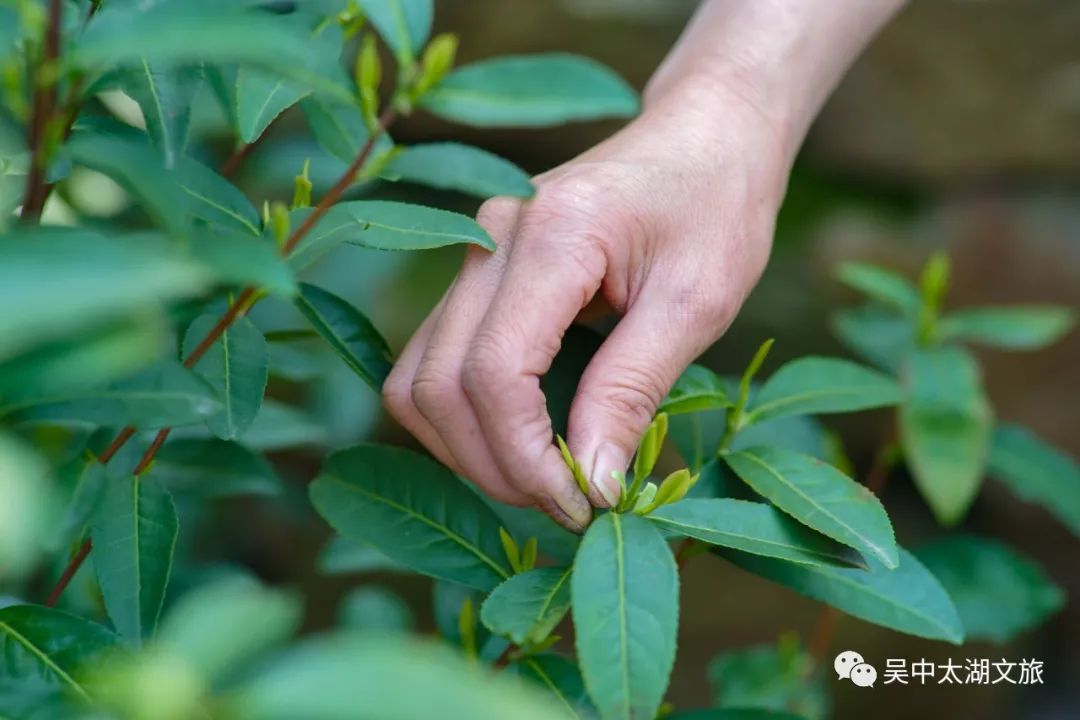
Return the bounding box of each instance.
[556,233,607,280]
[410,366,462,424]
[582,365,667,431]
[530,177,602,219]
[381,366,415,419]
[476,197,520,240]
[524,179,620,246]
[461,330,514,399]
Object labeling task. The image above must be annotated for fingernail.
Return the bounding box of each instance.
[590,442,627,508]
[536,494,588,533]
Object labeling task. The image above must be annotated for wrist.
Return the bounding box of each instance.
[644,0,905,165]
[642,66,802,171]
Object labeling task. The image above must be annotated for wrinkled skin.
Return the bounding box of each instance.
[383,0,905,530]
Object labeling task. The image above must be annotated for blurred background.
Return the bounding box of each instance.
[54,1,1078,718]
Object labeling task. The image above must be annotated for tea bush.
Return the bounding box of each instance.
[1,1,1077,719]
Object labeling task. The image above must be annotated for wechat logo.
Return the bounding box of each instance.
[835,650,877,687]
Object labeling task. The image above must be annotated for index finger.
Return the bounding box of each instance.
[461,224,608,530]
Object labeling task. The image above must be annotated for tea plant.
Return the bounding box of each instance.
[1,1,1077,719]
[701,254,1076,716]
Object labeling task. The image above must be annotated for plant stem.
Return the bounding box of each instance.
[282,107,397,255]
[805,606,840,674]
[20,0,64,223]
[45,538,90,607]
[21,1,101,221]
[493,644,516,668]
[220,140,258,179]
[98,427,136,463]
[43,107,399,606]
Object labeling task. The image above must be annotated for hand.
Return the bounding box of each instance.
[383,76,788,531]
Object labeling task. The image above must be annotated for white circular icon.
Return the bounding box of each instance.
[834,650,865,679]
[850,662,877,687]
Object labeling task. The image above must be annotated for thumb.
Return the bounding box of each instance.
[567,290,720,507]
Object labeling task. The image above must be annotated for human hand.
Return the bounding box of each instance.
[383,75,788,530]
[383,0,905,530]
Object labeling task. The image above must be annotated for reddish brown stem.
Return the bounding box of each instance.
[675,538,695,569]
[806,606,840,672]
[44,108,398,606]
[282,107,397,256]
[98,427,136,463]
[20,0,64,223]
[220,142,256,179]
[493,644,516,668]
[184,287,258,367]
[134,428,172,476]
[45,538,91,607]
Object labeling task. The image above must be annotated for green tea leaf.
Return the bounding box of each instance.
[914,535,1064,644]
[987,423,1080,537]
[310,443,513,590]
[7,361,220,429]
[383,142,534,198]
[413,32,459,99]
[229,635,566,720]
[724,445,897,568]
[708,640,827,720]
[831,303,915,373]
[183,315,269,441]
[899,347,992,525]
[294,283,393,392]
[489,503,581,565]
[357,32,382,129]
[232,399,328,450]
[53,455,107,549]
[421,53,639,128]
[318,536,405,575]
[236,69,308,144]
[938,305,1075,350]
[158,577,301,682]
[512,654,596,720]
[432,581,501,659]
[301,97,390,165]
[0,316,165,405]
[121,61,202,167]
[659,364,733,415]
[746,357,902,424]
[177,156,261,236]
[670,405,830,474]
[481,567,571,645]
[357,0,433,60]
[66,130,188,238]
[152,439,281,497]
[723,548,963,643]
[71,1,351,101]
[186,229,297,297]
[572,512,678,720]
[836,262,919,317]
[92,476,179,642]
[648,499,863,569]
[0,605,120,706]
[0,120,28,228]
[290,200,495,270]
